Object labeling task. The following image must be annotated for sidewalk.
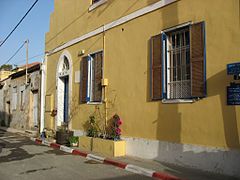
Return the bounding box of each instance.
[1,126,238,180]
[0,126,37,137]
[72,146,239,180]
[112,156,238,180]
[32,137,239,180]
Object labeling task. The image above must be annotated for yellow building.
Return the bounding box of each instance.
[0,64,26,81]
[0,70,12,81]
[44,0,240,177]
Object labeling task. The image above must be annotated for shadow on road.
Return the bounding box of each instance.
[0,129,67,164]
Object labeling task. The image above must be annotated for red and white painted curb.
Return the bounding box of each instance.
[30,137,184,180]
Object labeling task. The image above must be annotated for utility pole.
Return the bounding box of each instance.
[25,39,29,85]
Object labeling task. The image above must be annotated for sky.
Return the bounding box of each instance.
[0,0,54,68]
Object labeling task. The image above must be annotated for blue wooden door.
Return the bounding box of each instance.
[63,76,69,123]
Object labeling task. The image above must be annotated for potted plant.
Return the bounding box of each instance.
[56,123,73,145]
[79,115,100,151]
[68,136,79,147]
[92,114,126,157]
[106,114,123,141]
[86,115,100,138]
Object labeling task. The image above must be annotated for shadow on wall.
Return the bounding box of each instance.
[95,0,148,18]
[146,1,240,176]
[156,0,181,145]
[45,7,89,46]
[147,0,162,5]
[145,0,181,144]
[151,66,240,177]
[145,0,240,151]
[208,69,239,149]
[45,35,103,130]
[96,0,115,17]
[0,111,12,127]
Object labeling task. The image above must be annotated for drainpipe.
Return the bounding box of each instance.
[102,25,108,137]
[40,54,47,133]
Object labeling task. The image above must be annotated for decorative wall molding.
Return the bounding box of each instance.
[48,0,177,56]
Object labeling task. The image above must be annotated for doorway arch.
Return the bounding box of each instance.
[56,50,72,129]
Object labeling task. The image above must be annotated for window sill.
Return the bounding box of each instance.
[89,0,107,12]
[87,102,103,105]
[162,99,195,104]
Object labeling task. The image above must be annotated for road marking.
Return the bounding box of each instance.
[86,154,105,163]
[60,145,73,153]
[32,138,184,180]
[125,164,155,177]
[42,140,51,146]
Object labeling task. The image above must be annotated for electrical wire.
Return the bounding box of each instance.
[0,0,39,47]
[14,53,45,65]
[1,42,26,66]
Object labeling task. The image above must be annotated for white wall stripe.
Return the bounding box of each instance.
[48,0,177,55]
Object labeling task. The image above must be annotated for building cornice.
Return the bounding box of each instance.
[47,0,177,56]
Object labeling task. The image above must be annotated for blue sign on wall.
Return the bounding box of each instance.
[227,85,240,105]
[227,62,240,75]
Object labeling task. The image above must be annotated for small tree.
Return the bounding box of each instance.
[0,64,12,71]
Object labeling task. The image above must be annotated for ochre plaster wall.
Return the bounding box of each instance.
[45,0,240,149]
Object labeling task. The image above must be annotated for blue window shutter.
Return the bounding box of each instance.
[86,55,91,102]
[161,33,167,99]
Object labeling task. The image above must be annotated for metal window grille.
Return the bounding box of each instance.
[167,28,191,99]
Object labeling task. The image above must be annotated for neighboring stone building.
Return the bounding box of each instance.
[0,62,41,132]
[0,64,13,81]
[0,77,11,127]
[0,70,12,81]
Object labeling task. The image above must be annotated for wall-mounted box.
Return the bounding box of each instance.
[101,78,108,86]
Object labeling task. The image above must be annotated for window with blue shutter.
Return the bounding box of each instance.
[80,51,103,103]
[150,21,206,102]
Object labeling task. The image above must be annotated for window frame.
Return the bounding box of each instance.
[20,90,24,110]
[150,21,206,103]
[86,50,103,104]
[19,85,25,110]
[164,26,192,100]
[12,86,17,111]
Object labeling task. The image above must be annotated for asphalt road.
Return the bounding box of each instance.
[0,129,152,180]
